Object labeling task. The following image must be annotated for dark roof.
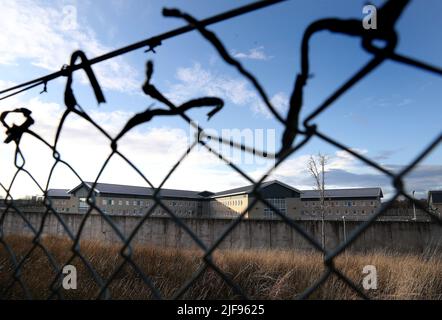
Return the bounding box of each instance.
[198,191,215,197]
[69,182,204,199]
[301,188,383,199]
[429,190,442,204]
[47,189,70,198]
[213,180,301,198]
[66,181,383,201]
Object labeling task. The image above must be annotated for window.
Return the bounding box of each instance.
[140,201,144,206]
[102,199,106,206]
[118,200,122,206]
[264,198,286,218]
[133,200,137,206]
[126,200,129,206]
[79,197,89,210]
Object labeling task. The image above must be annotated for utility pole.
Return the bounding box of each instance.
[342,215,347,243]
[412,190,417,221]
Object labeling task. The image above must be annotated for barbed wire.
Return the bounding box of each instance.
[0,0,441,300]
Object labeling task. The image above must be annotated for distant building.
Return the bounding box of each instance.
[208,180,302,219]
[47,189,71,212]
[300,188,383,218]
[428,190,442,215]
[45,180,385,220]
[66,182,205,217]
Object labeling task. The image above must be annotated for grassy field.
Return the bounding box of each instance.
[0,235,441,299]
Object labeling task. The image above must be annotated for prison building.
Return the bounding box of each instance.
[207,180,302,219]
[46,181,384,220]
[59,182,206,217]
[428,190,442,214]
[46,189,71,212]
[300,188,383,219]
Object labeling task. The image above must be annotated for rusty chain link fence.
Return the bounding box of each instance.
[0,0,441,300]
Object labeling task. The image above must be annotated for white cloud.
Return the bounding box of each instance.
[0,96,438,200]
[0,0,139,92]
[0,95,260,198]
[166,63,287,118]
[0,96,439,201]
[233,46,272,61]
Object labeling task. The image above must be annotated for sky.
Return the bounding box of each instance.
[0,0,440,200]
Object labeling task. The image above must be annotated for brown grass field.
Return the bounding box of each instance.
[0,235,441,300]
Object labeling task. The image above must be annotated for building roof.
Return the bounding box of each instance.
[213,180,301,198]
[301,187,383,199]
[65,181,383,201]
[198,191,215,197]
[47,189,70,198]
[69,182,205,199]
[429,190,442,204]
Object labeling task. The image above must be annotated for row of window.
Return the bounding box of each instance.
[78,198,196,209]
[215,212,241,218]
[302,209,375,215]
[212,210,241,216]
[98,199,196,207]
[102,209,196,216]
[303,200,377,207]
[151,210,195,217]
[216,199,244,207]
[102,199,147,206]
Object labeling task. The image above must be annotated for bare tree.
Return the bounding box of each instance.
[308,152,328,251]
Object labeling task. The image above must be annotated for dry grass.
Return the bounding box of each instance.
[0,235,441,300]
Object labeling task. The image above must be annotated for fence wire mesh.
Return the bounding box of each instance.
[0,0,441,300]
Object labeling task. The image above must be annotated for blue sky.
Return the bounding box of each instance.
[0,0,440,200]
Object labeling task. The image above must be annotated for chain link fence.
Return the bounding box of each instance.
[0,0,441,300]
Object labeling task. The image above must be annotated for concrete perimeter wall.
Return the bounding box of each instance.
[1,211,441,253]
